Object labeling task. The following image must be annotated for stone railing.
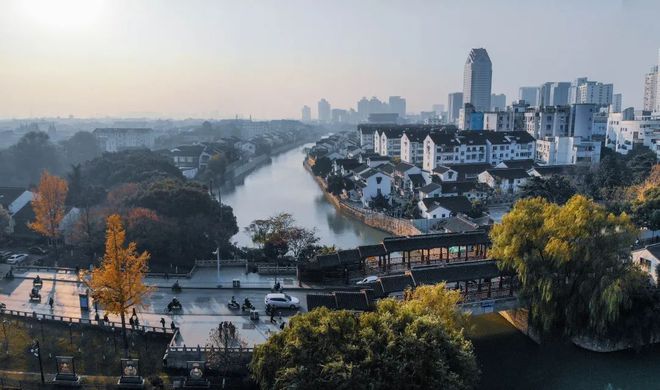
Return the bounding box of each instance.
[195,259,248,267]
[0,308,175,335]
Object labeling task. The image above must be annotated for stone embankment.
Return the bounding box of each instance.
[304,159,421,236]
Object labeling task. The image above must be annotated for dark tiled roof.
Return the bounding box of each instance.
[337,249,361,265]
[645,243,660,259]
[382,231,490,252]
[457,132,488,145]
[409,261,500,285]
[378,274,414,294]
[0,187,28,209]
[334,291,371,311]
[408,174,426,188]
[315,253,340,268]
[436,216,480,233]
[446,163,492,178]
[503,131,535,144]
[530,165,575,176]
[428,133,460,147]
[358,244,387,258]
[352,164,370,174]
[378,164,395,175]
[485,168,529,180]
[439,181,480,195]
[394,162,415,174]
[499,159,536,170]
[420,196,473,215]
[306,294,337,311]
[419,183,442,194]
[402,131,430,143]
[335,159,360,170]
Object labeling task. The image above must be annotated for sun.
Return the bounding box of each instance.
[19,0,105,31]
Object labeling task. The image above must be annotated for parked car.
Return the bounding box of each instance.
[28,246,48,255]
[6,253,28,265]
[356,275,379,285]
[264,293,300,309]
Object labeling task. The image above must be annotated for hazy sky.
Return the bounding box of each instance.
[0,0,659,119]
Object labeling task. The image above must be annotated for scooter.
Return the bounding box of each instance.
[227,299,240,310]
[241,301,255,311]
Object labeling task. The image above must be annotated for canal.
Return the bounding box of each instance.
[220,143,388,248]
[221,142,658,390]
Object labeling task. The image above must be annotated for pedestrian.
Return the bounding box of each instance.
[270,308,276,324]
[279,321,285,330]
[134,317,139,327]
[170,321,176,330]
[160,317,166,328]
[132,307,137,317]
[129,317,134,327]
[229,323,235,339]
[48,296,54,309]
[103,314,109,323]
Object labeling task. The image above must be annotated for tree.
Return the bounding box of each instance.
[10,132,62,186]
[87,214,151,356]
[326,174,345,195]
[0,206,10,242]
[632,186,660,231]
[60,131,102,166]
[245,213,319,262]
[466,200,487,218]
[626,150,657,185]
[489,195,638,340]
[250,284,478,390]
[29,172,69,256]
[311,156,332,177]
[369,193,390,211]
[519,175,576,205]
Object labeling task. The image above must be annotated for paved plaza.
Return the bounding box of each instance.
[0,265,316,348]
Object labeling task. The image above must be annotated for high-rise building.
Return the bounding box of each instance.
[357,97,370,122]
[643,65,658,111]
[612,94,622,113]
[539,82,571,106]
[301,105,311,122]
[388,96,406,117]
[318,99,331,123]
[463,48,492,112]
[519,87,539,106]
[447,92,464,124]
[570,78,613,106]
[490,93,506,111]
[657,49,660,112]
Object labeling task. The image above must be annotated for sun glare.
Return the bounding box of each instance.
[19,0,104,31]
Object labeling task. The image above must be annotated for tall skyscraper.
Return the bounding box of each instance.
[447,92,463,124]
[301,105,311,122]
[569,78,613,106]
[462,48,492,112]
[643,65,658,111]
[612,94,622,113]
[357,97,370,121]
[318,99,331,123]
[539,82,571,106]
[388,96,406,117]
[490,93,506,111]
[657,49,660,112]
[518,87,539,106]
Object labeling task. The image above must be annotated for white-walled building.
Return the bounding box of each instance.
[374,128,404,157]
[478,168,530,194]
[357,125,376,151]
[357,169,392,207]
[524,106,571,139]
[607,110,660,155]
[400,132,427,165]
[422,131,535,171]
[535,136,601,166]
[632,243,660,284]
[93,128,155,152]
[483,111,514,131]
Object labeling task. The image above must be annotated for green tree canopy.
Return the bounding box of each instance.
[519,175,577,205]
[490,195,640,339]
[60,131,103,166]
[250,284,479,390]
[312,156,332,177]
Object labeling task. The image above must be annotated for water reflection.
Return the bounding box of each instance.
[220,144,388,248]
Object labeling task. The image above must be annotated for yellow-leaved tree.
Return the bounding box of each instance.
[87,214,151,356]
[29,171,68,256]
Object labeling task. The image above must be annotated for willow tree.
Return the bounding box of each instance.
[490,195,637,339]
[87,214,151,356]
[29,171,68,256]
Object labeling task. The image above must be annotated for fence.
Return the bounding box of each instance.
[0,308,175,336]
[13,266,77,274]
[255,264,297,275]
[194,259,248,267]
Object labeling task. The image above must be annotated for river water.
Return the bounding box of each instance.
[221,143,659,390]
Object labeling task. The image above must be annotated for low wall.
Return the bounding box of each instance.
[499,309,541,344]
[304,160,421,236]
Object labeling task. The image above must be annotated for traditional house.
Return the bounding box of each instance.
[633,243,660,284]
[0,187,35,237]
[357,169,392,207]
[417,195,473,220]
[478,168,530,194]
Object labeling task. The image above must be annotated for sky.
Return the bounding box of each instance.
[0,0,659,120]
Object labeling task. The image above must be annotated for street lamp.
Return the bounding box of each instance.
[30,340,45,384]
[213,247,221,288]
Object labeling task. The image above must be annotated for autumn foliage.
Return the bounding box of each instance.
[29,171,68,240]
[87,214,151,354]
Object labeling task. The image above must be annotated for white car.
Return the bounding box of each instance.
[6,253,28,264]
[265,293,300,309]
[356,275,379,285]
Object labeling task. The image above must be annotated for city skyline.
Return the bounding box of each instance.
[1,0,659,119]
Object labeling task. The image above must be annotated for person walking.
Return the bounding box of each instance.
[103,313,109,323]
[160,317,166,328]
[48,296,54,310]
[269,307,276,324]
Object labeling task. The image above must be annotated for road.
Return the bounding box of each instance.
[0,272,320,348]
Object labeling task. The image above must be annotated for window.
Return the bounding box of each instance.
[376,177,382,184]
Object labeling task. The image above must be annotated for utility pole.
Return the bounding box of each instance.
[31,340,45,384]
